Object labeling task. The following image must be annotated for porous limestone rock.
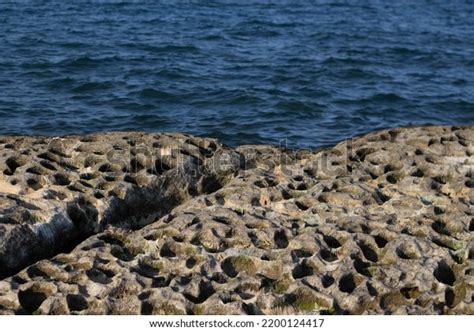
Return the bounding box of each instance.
[0,126,472,315]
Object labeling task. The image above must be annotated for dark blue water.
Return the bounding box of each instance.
[1,1,473,148]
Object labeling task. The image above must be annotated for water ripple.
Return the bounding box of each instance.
[0,0,473,149]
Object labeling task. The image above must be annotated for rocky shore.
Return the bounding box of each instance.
[0,126,472,315]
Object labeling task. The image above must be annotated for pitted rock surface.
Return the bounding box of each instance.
[0,132,242,278]
[0,126,472,315]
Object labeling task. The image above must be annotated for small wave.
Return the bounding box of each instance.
[138,88,179,101]
[452,79,468,86]
[46,77,75,89]
[287,57,315,64]
[113,101,154,111]
[367,93,407,103]
[191,91,264,106]
[17,35,46,44]
[322,56,372,66]
[242,19,300,28]
[198,34,225,41]
[156,69,188,80]
[150,44,200,53]
[140,18,165,24]
[226,94,263,106]
[122,43,200,54]
[336,68,380,79]
[61,56,121,68]
[275,100,324,114]
[238,30,280,38]
[434,100,474,113]
[19,69,56,78]
[335,93,407,105]
[71,81,113,93]
[62,56,97,67]
[309,32,366,41]
[20,61,54,70]
[129,114,171,127]
[386,46,430,57]
[56,41,90,49]
[0,100,21,109]
[226,25,281,38]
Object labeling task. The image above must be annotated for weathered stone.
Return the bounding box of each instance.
[0,126,472,315]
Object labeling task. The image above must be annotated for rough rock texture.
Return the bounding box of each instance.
[0,133,241,279]
[0,126,472,315]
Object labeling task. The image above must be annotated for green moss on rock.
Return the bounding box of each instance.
[221,255,257,277]
[286,287,332,312]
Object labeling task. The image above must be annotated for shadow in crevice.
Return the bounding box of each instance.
[0,159,238,280]
[0,198,99,280]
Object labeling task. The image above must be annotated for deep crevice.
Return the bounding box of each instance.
[0,167,238,281]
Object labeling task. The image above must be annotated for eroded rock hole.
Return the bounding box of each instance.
[323,235,341,248]
[396,247,413,260]
[18,288,47,313]
[110,246,135,262]
[53,173,71,186]
[292,261,314,279]
[411,168,424,177]
[80,172,97,180]
[40,160,58,171]
[153,158,171,175]
[254,177,278,188]
[321,275,334,288]
[274,230,289,249]
[432,221,450,235]
[86,268,113,284]
[160,243,177,258]
[372,189,390,205]
[386,174,399,184]
[400,287,420,300]
[356,148,374,162]
[210,272,228,284]
[66,294,88,312]
[26,177,42,190]
[295,200,309,211]
[358,242,378,262]
[183,281,215,304]
[373,235,388,248]
[26,166,46,175]
[186,257,197,269]
[290,249,312,262]
[353,257,372,277]
[338,273,356,293]
[320,248,338,262]
[366,282,378,296]
[98,163,115,173]
[5,156,27,175]
[296,183,308,190]
[433,260,456,286]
